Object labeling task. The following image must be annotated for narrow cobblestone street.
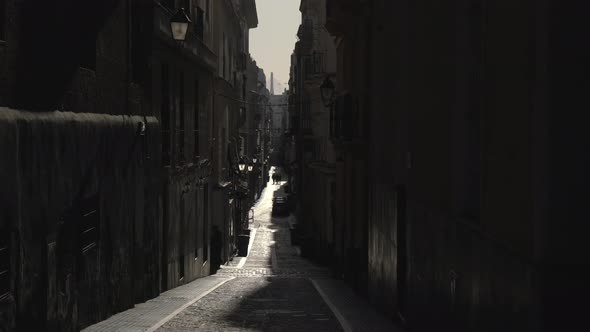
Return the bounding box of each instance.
[84,168,398,332]
[156,168,342,331]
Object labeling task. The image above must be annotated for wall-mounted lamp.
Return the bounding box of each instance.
[170,8,191,42]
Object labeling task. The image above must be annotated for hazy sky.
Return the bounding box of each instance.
[250,0,301,94]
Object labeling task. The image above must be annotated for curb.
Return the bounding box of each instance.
[310,278,354,332]
[145,276,235,332]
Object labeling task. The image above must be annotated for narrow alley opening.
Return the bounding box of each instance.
[1,0,587,331]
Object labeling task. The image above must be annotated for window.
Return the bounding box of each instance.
[161,0,175,9]
[195,6,204,40]
[203,184,209,263]
[179,197,185,280]
[179,254,185,280]
[161,64,171,165]
[194,190,199,260]
[79,198,99,255]
[178,72,185,163]
[0,0,6,41]
[131,1,148,83]
[194,79,200,158]
[0,229,9,300]
[80,36,97,71]
[239,135,245,156]
[77,195,100,283]
[222,33,227,79]
[313,52,324,74]
[242,75,247,100]
[304,57,313,79]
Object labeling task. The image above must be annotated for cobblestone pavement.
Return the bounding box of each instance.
[84,168,399,332]
[156,169,343,331]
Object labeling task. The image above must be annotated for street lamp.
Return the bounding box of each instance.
[248,165,254,172]
[320,76,336,107]
[170,8,191,42]
[252,157,257,163]
[239,161,246,172]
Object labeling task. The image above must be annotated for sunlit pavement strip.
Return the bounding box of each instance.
[311,278,403,332]
[82,275,234,332]
[85,167,399,331]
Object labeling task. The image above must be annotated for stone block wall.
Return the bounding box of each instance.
[0,109,161,331]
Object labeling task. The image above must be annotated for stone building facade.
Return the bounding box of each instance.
[0,1,160,330]
[210,0,258,266]
[0,0,262,331]
[292,0,590,331]
[289,0,340,273]
[151,0,216,293]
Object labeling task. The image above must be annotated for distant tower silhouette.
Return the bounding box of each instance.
[270,72,275,95]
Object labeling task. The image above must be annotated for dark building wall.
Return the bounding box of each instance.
[361,0,590,331]
[540,1,590,329]
[0,1,162,331]
[151,36,214,291]
[0,109,160,331]
[1,0,123,111]
[362,0,537,330]
[319,0,590,331]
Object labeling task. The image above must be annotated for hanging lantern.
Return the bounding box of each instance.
[170,8,191,42]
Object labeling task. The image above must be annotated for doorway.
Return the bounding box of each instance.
[395,184,408,321]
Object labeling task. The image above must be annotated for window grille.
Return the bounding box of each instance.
[179,254,185,280]
[194,190,199,260]
[203,184,209,263]
[161,64,171,165]
[194,79,200,159]
[178,72,185,163]
[79,199,99,254]
[0,230,9,300]
[77,194,100,284]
